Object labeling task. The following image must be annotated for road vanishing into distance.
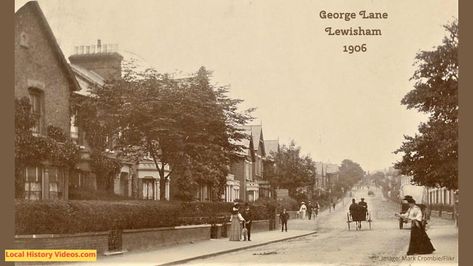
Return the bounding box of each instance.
[185,186,457,266]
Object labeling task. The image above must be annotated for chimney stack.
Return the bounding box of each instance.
[69,39,123,81]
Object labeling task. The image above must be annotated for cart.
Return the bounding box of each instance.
[347,209,372,230]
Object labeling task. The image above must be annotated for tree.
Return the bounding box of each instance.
[337,159,365,190]
[395,20,458,190]
[75,65,253,200]
[270,141,316,197]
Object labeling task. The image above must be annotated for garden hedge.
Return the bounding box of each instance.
[15,200,273,235]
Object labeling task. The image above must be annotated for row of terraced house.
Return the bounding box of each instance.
[15,1,279,203]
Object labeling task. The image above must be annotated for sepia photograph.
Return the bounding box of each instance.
[11,0,458,265]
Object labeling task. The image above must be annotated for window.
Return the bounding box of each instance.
[25,166,42,200]
[28,88,44,135]
[48,167,63,199]
[70,115,79,141]
[142,178,155,200]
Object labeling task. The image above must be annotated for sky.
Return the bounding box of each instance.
[15,0,458,172]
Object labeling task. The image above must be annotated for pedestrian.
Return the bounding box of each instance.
[314,202,320,217]
[359,198,368,212]
[331,199,335,211]
[397,197,435,255]
[349,198,358,217]
[307,201,313,220]
[241,203,253,241]
[279,208,289,232]
[229,203,245,241]
[349,198,362,229]
[299,202,307,219]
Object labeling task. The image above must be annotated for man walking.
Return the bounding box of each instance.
[242,203,253,241]
[314,201,320,217]
[279,208,289,232]
[307,201,313,220]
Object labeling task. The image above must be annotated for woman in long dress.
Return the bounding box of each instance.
[299,202,307,219]
[398,197,435,255]
[229,204,245,241]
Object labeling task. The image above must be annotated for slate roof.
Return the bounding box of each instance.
[243,125,265,156]
[70,64,105,96]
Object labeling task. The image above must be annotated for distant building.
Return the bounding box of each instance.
[229,128,256,202]
[15,1,81,200]
[314,162,339,193]
[244,125,268,201]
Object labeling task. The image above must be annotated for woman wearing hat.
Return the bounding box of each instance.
[396,197,435,255]
[229,203,245,241]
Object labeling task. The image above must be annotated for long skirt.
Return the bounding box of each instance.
[300,210,306,219]
[229,216,242,241]
[407,221,435,255]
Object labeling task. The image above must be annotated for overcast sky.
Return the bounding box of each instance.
[15,0,457,172]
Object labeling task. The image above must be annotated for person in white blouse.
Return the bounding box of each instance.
[299,202,307,219]
[396,196,435,255]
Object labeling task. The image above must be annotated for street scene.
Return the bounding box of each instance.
[12,0,458,265]
[184,186,458,266]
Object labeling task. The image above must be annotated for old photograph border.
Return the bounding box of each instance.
[1,0,16,265]
[1,0,471,265]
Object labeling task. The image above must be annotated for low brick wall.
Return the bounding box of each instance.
[122,224,211,251]
[223,220,270,238]
[15,220,272,254]
[15,224,211,255]
[250,220,270,233]
[14,231,109,254]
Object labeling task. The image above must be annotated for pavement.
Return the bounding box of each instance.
[29,209,325,266]
[395,216,458,266]
[77,220,321,266]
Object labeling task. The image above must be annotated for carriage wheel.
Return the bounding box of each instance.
[368,213,372,230]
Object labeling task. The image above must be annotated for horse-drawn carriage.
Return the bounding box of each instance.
[347,207,372,230]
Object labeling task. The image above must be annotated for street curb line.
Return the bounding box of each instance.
[156,231,318,266]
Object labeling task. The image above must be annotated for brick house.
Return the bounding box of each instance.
[243,125,267,201]
[229,131,255,202]
[15,1,81,200]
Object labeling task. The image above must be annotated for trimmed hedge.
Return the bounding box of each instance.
[69,188,132,201]
[15,200,272,235]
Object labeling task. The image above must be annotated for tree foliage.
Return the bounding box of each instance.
[395,20,458,190]
[71,93,122,192]
[15,97,80,198]
[270,141,316,197]
[337,159,365,190]
[74,65,253,200]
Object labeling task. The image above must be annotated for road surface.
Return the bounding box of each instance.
[184,186,457,266]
